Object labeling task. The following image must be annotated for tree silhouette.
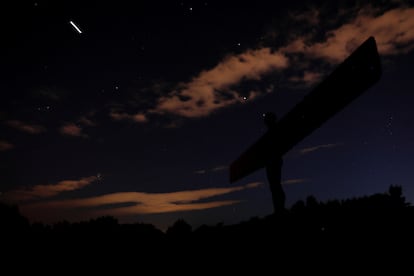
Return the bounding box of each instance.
[0,202,29,232]
[388,185,407,207]
[166,218,192,239]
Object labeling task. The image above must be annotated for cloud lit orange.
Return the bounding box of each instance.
[1,176,98,203]
[0,140,14,151]
[109,110,148,123]
[60,123,87,138]
[19,182,263,223]
[130,6,414,120]
[5,120,46,134]
[152,48,288,118]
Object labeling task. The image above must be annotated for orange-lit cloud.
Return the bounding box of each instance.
[289,71,322,86]
[60,123,87,138]
[113,6,414,121]
[0,140,14,151]
[283,7,414,63]
[151,48,289,118]
[5,120,46,134]
[299,143,342,155]
[19,182,263,223]
[1,176,98,203]
[315,7,414,60]
[78,116,96,126]
[289,8,320,25]
[109,110,148,123]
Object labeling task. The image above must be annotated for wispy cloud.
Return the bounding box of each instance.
[78,116,96,127]
[212,165,228,172]
[1,176,98,203]
[321,7,414,59]
[18,182,263,223]
[289,71,322,86]
[194,170,207,175]
[34,87,65,101]
[59,123,88,138]
[109,110,148,123]
[289,8,320,25]
[282,178,308,185]
[282,7,414,63]
[150,48,289,118]
[5,120,46,134]
[194,165,228,175]
[299,143,342,155]
[0,140,14,151]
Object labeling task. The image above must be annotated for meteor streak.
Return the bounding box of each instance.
[69,21,82,34]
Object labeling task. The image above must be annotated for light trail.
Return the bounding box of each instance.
[69,21,82,34]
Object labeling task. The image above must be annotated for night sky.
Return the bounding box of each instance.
[2,0,414,231]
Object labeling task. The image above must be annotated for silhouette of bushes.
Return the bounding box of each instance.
[1,185,413,263]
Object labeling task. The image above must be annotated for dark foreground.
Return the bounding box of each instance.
[2,186,414,272]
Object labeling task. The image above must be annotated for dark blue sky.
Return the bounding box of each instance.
[1,0,414,230]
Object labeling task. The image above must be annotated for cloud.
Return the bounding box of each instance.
[60,123,87,138]
[113,5,414,122]
[194,165,228,175]
[78,116,96,126]
[194,170,206,175]
[298,143,342,155]
[212,165,228,172]
[245,181,263,188]
[5,120,46,134]
[34,87,65,101]
[151,48,289,118]
[109,110,148,123]
[282,178,308,185]
[289,71,322,86]
[289,8,320,25]
[1,176,98,203]
[18,182,263,223]
[283,7,414,63]
[0,140,14,151]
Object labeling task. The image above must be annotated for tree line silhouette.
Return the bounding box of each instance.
[2,185,414,268]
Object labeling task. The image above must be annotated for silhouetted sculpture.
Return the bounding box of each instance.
[229,36,381,220]
[263,112,285,213]
[230,37,381,183]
